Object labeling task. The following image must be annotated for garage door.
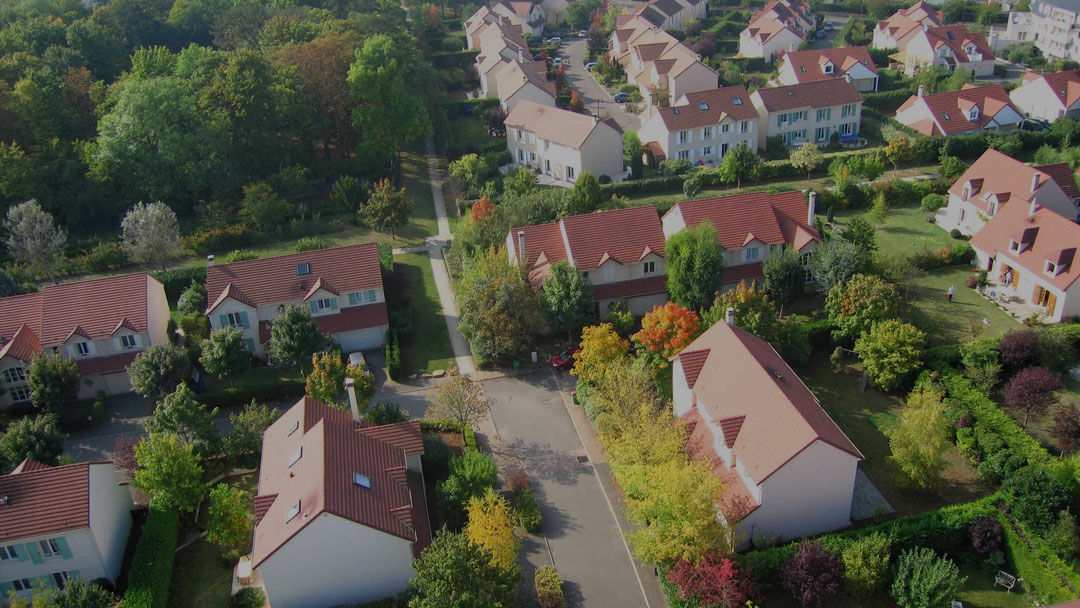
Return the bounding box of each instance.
[102,371,133,395]
[333,327,387,353]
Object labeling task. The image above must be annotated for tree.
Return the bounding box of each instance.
[132,433,207,511]
[890,548,965,608]
[539,262,594,340]
[1004,466,1070,533]
[0,413,65,467]
[200,328,251,386]
[240,181,294,230]
[470,196,495,222]
[969,515,1004,556]
[705,280,781,343]
[718,141,761,188]
[330,175,364,223]
[128,344,191,398]
[790,142,824,181]
[146,383,220,455]
[571,323,630,386]
[27,354,80,412]
[449,154,490,198]
[409,530,519,608]
[363,178,413,239]
[857,320,925,390]
[841,216,877,267]
[783,541,844,608]
[427,375,492,438]
[842,532,892,600]
[465,490,520,571]
[826,273,902,340]
[3,200,67,282]
[810,239,862,294]
[458,247,543,365]
[632,302,700,371]
[206,483,253,550]
[623,130,644,178]
[889,385,950,490]
[568,170,602,215]
[997,328,1040,369]
[666,221,725,311]
[1002,366,1063,426]
[120,201,182,271]
[224,400,279,462]
[504,169,537,197]
[268,305,329,371]
[177,280,207,316]
[885,135,914,173]
[667,556,752,608]
[868,192,890,226]
[16,577,118,608]
[306,351,347,403]
[762,247,804,307]
[1052,405,1080,453]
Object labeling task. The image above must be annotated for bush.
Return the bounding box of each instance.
[294,236,327,252]
[222,249,259,263]
[183,225,254,255]
[386,330,402,380]
[507,468,530,494]
[1036,327,1077,375]
[842,532,892,600]
[151,267,208,303]
[997,329,1040,369]
[782,541,844,607]
[535,566,566,608]
[682,174,702,197]
[950,228,962,239]
[363,401,410,425]
[1003,466,1070,533]
[421,433,453,480]
[970,515,1004,556]
[921,194,945,213]
[890,547,965,608]
[229,588,265,608]
[124,504,180,608]
[516,485,543,533]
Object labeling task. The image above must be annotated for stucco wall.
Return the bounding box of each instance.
[584,253,666,285]
[503,83,556,113]
[756,101,863,148]
[671,358,693,417]
[88,463,133,582]
[976,248,1076,323]
[146,276,170,347]
[0,528,106,606]
[671,63,720,101]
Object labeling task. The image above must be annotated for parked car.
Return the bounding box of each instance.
[533,53,544,61]
[547,36,562,45]
[612,91,630,102]
[577,29,588,37]
[553,57,562,66]
[348,351,367,369]
[823,21,833,30]
[550,348,580,371]
[584,61,598,71]
[560,57,571,67]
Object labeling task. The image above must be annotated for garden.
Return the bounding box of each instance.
[385,252,457,378]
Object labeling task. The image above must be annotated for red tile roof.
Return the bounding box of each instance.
[508,222,567,269]
[681,407,760,516]
[0,461,98,543]
[752,78,862,112]
[922,26,994,63]
[781,47,878,84]
[898,84,1017,136]
[1029,69,1080,109]
[674,322,863,484]
[207,243,383,313]
[76,351,139,376]
[656,87,758,131]
[560,206,667,270]
[0,293,43,349]
[722,263,766,285]
[0,325,41,363]
[949,148,1074,215]
[257,302,389,343]
[1036,162,1080,201]
[971,203,1080,291]
[665,190,819,251]
[252,398,429,568]
[592,276,668,300]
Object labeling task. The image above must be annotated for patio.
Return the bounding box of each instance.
[980,279,1047,323]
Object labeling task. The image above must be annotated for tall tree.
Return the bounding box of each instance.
[825,273,902,340]
[464,490,520,571]
[840,216,877,269]
[3,199,67,282]
[120,201,182,271]
[856,320,925,391]
[762,248,805,307]
[199,328,251,386]
[706,280,781,343]
[305,351,347,403]
[623,130,644,178]
[632,302,700,372]
[27,353,80,412]
[666,221,725,311]
[889,385,950,490]
[206,483,253,551]
[885,135,914,173]
[0,413,66,468]
[240,181,294,230]
[409,530,519,608]
[809,239,861,293]
[458,247,543,365]
[539,262,594,341]
[330,174,364,223]
[568,170,602,215]
[363,178,413,239]
[571,323,630,386]
[268,305,329,372]
[1003,366,1063,427]
[128,344,191,398]
[133,433,207,512]
[790,142,824,181]
[718,142,760,189]
[145,383,220,455]
[223,400,279,462]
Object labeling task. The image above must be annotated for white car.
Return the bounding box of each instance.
[577,29,588,37]
[547,36,562,45]
[348,351,367,369]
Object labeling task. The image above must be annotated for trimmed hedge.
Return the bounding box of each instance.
[443,97,499,118]
[862,88,915,113]
[152,267,207,304]
[1001,513,1080,604]
[419,419,479,450]
[196,378,306,409]
[431,49,480,68]
[124,504,180,608]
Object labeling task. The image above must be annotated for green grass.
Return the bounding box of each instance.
[830,204,957,257]
[907,267,1020,346]
[203,365,304,393]
[955,560,1035,608]
[448,116,501,151]
[392,252,456,374]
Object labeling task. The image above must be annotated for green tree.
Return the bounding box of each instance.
[539,262,594,340]
[177,280,207,316]
[888,385,952,491]
[504,168,538,197]
[810,239,861,293]
[706,280,781,343]
[890,548,965,608]
[568,170,602,215]
[666,222,726,311]
[331,175,364,224]
[363,178,413,239]
[842,532,892,600]
[200,328,251,386]
[458,247,543,365]
[145,383,220,455]
[0,413,65,467]
[27,353,80,413]
[718,141,761,188]
[623,130,644,178]
[825,273,902,340]
[133,433,207,511]
[409,529,519,608]
[0,269,17,298]
[856,320,925,391]
[120,201,182,271]
[206,483,253,550]
[224,400,279,462]
[128,344,191,398]
[0,142,35,208]
[841,216,877,268]
[449,153,490,198]
[790,142,824,181]
[240,181,294,230]
[868,192,890,226]
[3,199,67,282]
[268,305,329,371]
[762,247,805,307]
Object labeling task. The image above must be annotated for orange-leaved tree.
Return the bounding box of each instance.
[470,195,495,222]
[632,302,700,370]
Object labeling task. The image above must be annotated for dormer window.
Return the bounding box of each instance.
[962,182,972,199]
[644,261,656,274]
[354,473,372,488]
[823,62,834,74]
[75,342,90,356]
[799,66,806,72]
[288,447,302,467]
[120,334,138,349]
[943,112,951,121]
[732,97,742,105]
[988,201,997,216]
[1046,260,1057,274]
[285,500,300,523]
[1009,239,1019,252]
[968,107,979,121]
[296,263,311,276]
[315,298,334,311]
[672,108,680,116]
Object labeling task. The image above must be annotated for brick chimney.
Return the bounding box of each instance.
[917,85,925,97]
[725,307,735,326]
[207,254,215,266]
[517,230,526,263]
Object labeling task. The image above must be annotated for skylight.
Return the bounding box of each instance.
[699,103,709,110]
[732,97,742,105]
[943,112,951,121]
[296,262,311,276]
[946,30,955,40]
[672,108,680,115]
[354,473,372,489]
[288,447,302,467]
[285,500,300,523]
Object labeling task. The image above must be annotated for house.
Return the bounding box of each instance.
[609,16,719,107]
[937,148,1080,236]
[1006,0,1080,62]
[777,47,880,92]
[465,6,518,49]
[251,394,430,608]
[739,0,815,61]
[751,0,815,34]
[897,25,996,77]
[1009,69,1080,122]
[0,460,133,605]
[466,0,545,40]
[637,87,759,167]
[506,206,669,315]
[872,0,943,50]
[661,190,821,289]
[504,100,624,184]
[205,243,390,359]
[895,83,1025,135]
[971,202,1080,322]
[473,22,530,98]
[673,315,864,544]
[749,78,863,148]
[632,0,707,32]
[494,59,557,112]
[0,273,170,408]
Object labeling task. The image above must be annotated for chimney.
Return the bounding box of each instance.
[517,230,526,261]
[518,48,524,63]
[1031,172,1040,192]
[345,377,360,424]
[917,85,925,97]
[725,307,735,326]
[807,191,817,226]
[1029,199,1038,216]
[923,23,929,32]
[789,42,795,53]
[207,254,215,266]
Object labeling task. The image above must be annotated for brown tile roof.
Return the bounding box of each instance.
[206,243,383,313]
[592,276,668,300]
[721,262,766,285]
[0,293,43,349]
[782,47,878,84]
[257,302,389,343]
[1036,162,1080,200]
[949,148,1072,214]
[751,0,811,29]
[0,324,41,363]
[76,351,139,376]
[752,78,861,112]
[0,461,99,543]
[1030,69,1080,108]
[972,203,1080,291]
[664,190,819,251]
[504,101,617,149]
[681,407,760,515]
[252,398,429,568]
[673,321,863,484]
[507,222,567,269]
[924,26,994,63]
[745,15,802,44]
[657,87,758,131]
[876,0,941,40]
[647,0,684,17]
[899,84,1017,135]
[560,206,667,270]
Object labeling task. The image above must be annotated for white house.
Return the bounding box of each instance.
[466,0,546,39]
[637,86,759,166]
[205,243,389,358]
[937,147,1080,236]
[898,25,996,77]
[972,202,1080,323]
[739,0,814,60]
[1007,0,1080,62]
[750,78,863,148]
[0,460,133,605]
[473,23,530,98]
[872,0,943,50]
[494,59,556,112]
[609,16,719,108]
[632,0,707,31]
[504,100,624,184]
[251,396,429,608]
[777,47,880,92]
[506,205,669,315]
[662,190,821,289]
[672,317,864,545]
[895,83,1024,135]
[0,273,170,408]
[1009,69,1080,122]
[465,5,517,49]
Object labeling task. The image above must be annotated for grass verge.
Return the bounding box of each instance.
[392,252,456,375]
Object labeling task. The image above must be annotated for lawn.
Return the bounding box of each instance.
[907,267,1020,346]
[448,115,502,152]
[830,204,958,257]
[391,252,456,375]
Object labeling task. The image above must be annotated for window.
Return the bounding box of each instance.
[0,545,18,560]
[545,159,551,174]
[9,385,31,403]
[566,166,575,180]
[702,146,713,156]
[39,539,62,559]
[316,298,334,311]
[744,247,760,262]
[721,123,731,133]
[740,120,751,133]
[288,447,303,467]
[962,183,972,199]
[839,122,854,135]
[120,335,137,349]
[643,261,656,274]
[816,108,832,121]
[225,312,245,328]
[815,127,829,142]
[527,132,534,144]
[2,367,25,384]
[823,62,834,74]
[11,579,32,592]
[518,149,525,163]
[1009,239,1019,252]
[296,263,311,276]
[701,127,714,139]
[677,149,690,160]
[677,130,690,144]
[699,102,709,110]
[721,142,729,157]
[968,107,979,121]
[805,268,814,283]
[732,97,743,105]
[841,104,855,118]
[288,420,300,436]
[529,151,536,163]
[988,201,997,216]
[52,572,71,588]
[363,290,376,303]
[285,500,300,523]
[354,473,372,488]
[799,252,812,266]
[516,128,524,141]
[74,342,90,356]
[1046,260,1057,274]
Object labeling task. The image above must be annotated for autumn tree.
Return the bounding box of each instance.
[889,384,950,491]
[783,541,844,608]
[409,530,519,608]
[705,280,781,343]
[539,262,594,340]
[1003,366,1063,426]
[1052,405,1080,454]
[465,489,521,571]
[27,353,79,412]
[856,320,925,391]
[3,199,67,282]
[427,375,492,438]
[207,483,253,551]
[790,142,824,181]
[666,221,725,311]
[571,323,630,386]
[632,302,700,372]
[667,556,752,608]
[569,90,586,113]
[120,201,182,270]
[306,351,347,403]
[363,178,414,239]
[133,433,207,512]
[458,247,543,365]
[145,383,221,456]
[199,328,251,387]
[885,135,914,173]
[825,273,902,340]
[470,196,495,222]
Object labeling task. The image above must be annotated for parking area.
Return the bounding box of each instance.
[561,39,641,132]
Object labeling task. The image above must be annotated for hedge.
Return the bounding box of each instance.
[124,504,180,608]
[442,97,499,118]
[420,419,478,450]
[196,378,306,409]
[431,49,480,68]
[151,267,207,304]
[862,88,915,113]
[1000,512,1080,604]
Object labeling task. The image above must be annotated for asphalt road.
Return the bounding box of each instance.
[561,38,641,132]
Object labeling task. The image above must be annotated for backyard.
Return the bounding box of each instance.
[389,252,456,375]
[907,267,1020,346]
[830,204,956,257]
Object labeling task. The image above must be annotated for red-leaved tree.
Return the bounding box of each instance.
[1002,366,1063,426]
[969,515,1003,556]
[1052,405,1080,454]
[632,302,701,369]
[782,541,844,608]
[996,328,1040,369]
[570,91,586,113]
[470,196,495,222]
[667,555,752,608]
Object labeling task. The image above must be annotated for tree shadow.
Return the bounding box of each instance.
[531,482,580,540]
[507,437,587,486]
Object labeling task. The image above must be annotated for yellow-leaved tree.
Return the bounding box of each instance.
[464,489,520,571]
[571,323,630,386]
[888,383,950,491]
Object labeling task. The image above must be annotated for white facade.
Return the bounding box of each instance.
[1009,72,1080,122]
[901,31,996,77]
[776,58,880,92]
[1014,0,1080,61]
[938,179,1076,236]
[739,26,803,60]
[505,119,624,184]
[752,98,863,148]
[974,247,1080,323]
[637,115,757,163]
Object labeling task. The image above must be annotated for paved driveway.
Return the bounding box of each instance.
[561,39,641,132]
[483,372,648,608]
[808,14,845,49]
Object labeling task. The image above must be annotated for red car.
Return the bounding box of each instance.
[550,348,580,370]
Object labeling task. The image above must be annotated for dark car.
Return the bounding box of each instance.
[550,348,580,370]
[612,92,630,103]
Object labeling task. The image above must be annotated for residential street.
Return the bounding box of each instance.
[562,39,641,132]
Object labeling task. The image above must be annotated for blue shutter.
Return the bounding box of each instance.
[309,301,318,314]
[13,543,29,562]
[329,299,338,311]
[0,582,13,595]
[219,314,229,328]
[245,339,255,353]
[26,542,42,564]
[68,570,80,581]
[238,312,250,329]
[55,537,71,560]
[348,292,358,306]
[367,290,376,302]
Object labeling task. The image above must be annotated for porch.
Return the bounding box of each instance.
[979,277,1049,323]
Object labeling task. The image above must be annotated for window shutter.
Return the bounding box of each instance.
[13,544,29,562]
[367,290,376,302]
[245,339,255,353]
[26,542,42,565]
[329,299,338,311]
[219,315,229,328]
[0,582,12,595]
[238,312,250,329]
[68,570,80,580]
[55,537,72,560]
[309,301,318,314]
[348,292,358,306]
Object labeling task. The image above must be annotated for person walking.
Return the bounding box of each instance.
[947,285,956,302]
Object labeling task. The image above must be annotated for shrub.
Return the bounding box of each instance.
[964,274,978,289]
[1036,327,1077,375]
[363,401,410,425]
[997,329,1040,369]
[516,486,542,533]
[970,515,1004,556]
[183,225,254,255]
[890,547,965,608]
[1047,510,1080,560]
[682,173,702,197]
[782,541,844,608]
[222,249,258,263]
[667,555,752,608]
[385,330,402,380]
[151,267,208,303]
[842,532,892,600]
[420,433,453,480]
[229,588,265,608]
[294,236,327,252]
[507,468,530,494]
[950,228,962,239]
[921,194,945,213]
[535,566,566,608]
[1051,405,1080,453]
[1002,366,1063,427]
[1003,466,1070,533]
[124,504,180,608]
